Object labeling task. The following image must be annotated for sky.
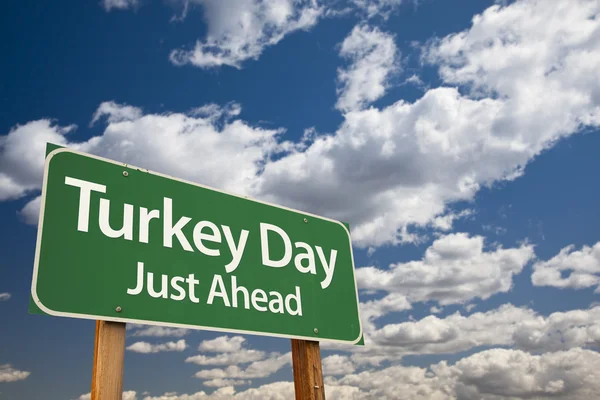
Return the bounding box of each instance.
[1,0,600,399]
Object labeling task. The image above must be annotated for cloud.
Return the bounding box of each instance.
[356,233,535,305]
[78,391,137,400]
[126,339,187,354]
[18,195,41,225]
[0,120,73,201]
[336,25,399,112]
[169,0,322,69]
[340,303,600,367]
[203,379,250,388]
[326,347,600,400]
[202,379,247,387]
[1,102,288,224]
[352,0,405,20]
[6,0,600,249]
[322,355,355,376]
[254,0,600,247]
[130,326,190,338]
[0,293,11,301]
[90,101,142,125]
[141,383,291,400]
[186,349,266,366]
[194,352,291,380]
[101,0,139,12]
[139,347,600,399]
[198,336,246,353]
[532,242,600,291]
[0,364,30,382]
[357,293,411,336]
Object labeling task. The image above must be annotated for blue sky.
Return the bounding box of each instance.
[2,0,600,399]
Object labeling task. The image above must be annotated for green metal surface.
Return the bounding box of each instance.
[31,146,362,344]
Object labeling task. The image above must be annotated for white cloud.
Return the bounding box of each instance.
[141,388,230,400]
[0,293,11,301]
[327,347,600,400]
[194,352,291,380]
[141,347,600,399]
[532,242,600,291]
[336,25,399,112]
[352,0,405,20]
[0,364,30,382]
[1,102,288,224]
[231,382,294,400]
[78,391,137,400]
[322,355,355,376]
[186,349,265,366]
[198,336,246,353]
[343,304,600,367]
[358,292,411,335]
[101,0,139,12]
[90,101,142,125]
[447,348,600,399]
[356,233,534,305]
[131,326,190,338]
[169,0,322,69]
[203,379,249,388]
[18,195,41,225]
[255,0,600,247]
[126,339,187,354]
[0,120,73,201]
[6,0,600,249]
[142,383,291,400]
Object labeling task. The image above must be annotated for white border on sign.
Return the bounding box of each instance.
[31,147,364,345]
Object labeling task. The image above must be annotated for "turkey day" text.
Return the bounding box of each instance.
[63,176,341,316]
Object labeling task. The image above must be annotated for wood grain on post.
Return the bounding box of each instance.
[291,339,325,400]
[91,321,127,400]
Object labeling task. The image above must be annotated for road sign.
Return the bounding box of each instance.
[31,146,363,344]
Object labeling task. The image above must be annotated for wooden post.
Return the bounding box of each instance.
[291,339,325,400]
[91,321,127,400]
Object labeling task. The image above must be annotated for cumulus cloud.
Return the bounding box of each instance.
[125,347,600,399]
[169,0,322,69]
[356,233,535,305]
[130,326,190,338]
[186,349,265,366]
[326,347,600,400]
[198,336,246,353]
[141,383,291,400]
[90,101,142,125]
[336,303,600,367]
[6,0,600,249]
[322,355,356,376]
[352,0,405,20]
[255,0,600,247]
[0,293,11,301]
[126,339,187,354]
[0,364,30,382]
[194,352,291,380]
[18,195,41,225]
[203,379,250,388]
[336,25,399,112]
[357,292,411,335]
[101,0,139,12]
[532,242,600,291]
[0,120,73,201]
[78,391,137,400]
[1,101,288,224]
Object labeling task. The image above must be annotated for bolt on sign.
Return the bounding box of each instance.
[30,145,363,344]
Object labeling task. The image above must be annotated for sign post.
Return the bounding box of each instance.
[292,339,326,400]
[91,321,126,400]
[31,145,362,399]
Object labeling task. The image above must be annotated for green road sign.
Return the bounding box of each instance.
[31,146,363,344]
